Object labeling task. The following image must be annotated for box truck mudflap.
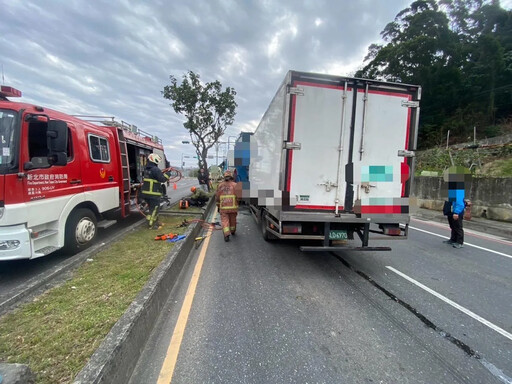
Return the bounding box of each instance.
[245,70,420,251]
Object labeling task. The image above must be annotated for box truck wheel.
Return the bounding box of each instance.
[64,208,97,254]
[261,211,277,241]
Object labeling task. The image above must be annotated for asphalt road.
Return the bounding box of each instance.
[130,207,512,384]
[0,178,198,314]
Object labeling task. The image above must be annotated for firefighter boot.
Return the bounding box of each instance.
[152,222,163,230]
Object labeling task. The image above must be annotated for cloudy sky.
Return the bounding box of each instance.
[2,0,511,167]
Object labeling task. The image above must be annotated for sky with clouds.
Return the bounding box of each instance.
[1,0,511,167]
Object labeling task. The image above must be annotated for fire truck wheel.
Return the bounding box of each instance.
[64,208,98,254]
[261,211,276,241]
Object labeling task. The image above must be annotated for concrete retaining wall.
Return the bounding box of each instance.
[412,176,512,222]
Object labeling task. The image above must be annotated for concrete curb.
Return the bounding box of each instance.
[73,197,216,384]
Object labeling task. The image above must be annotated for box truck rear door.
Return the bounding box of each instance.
[286,81,352,212]
[351,86,413,215]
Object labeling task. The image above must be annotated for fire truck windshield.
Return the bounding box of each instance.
[0,109,18,173]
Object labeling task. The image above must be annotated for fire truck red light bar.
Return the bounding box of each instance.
[0,86,22,98]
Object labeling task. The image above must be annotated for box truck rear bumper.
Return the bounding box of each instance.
[278,210,410,224]
[252,205,408,251]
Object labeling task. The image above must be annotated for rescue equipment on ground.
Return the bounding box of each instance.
[155,232,177,241]
[178,219,190,227]
[169,235,186,242]
[194,235,209,249]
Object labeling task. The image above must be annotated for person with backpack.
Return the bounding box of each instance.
[442,166,470,248]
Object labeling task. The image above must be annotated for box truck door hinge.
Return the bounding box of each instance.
[401,100,419,108]
[318,181,337,192]
[398,150,415,158]
[283,142,301,150]
[288,86,304,96]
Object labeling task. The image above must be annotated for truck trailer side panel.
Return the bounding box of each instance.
[249,73,290,207]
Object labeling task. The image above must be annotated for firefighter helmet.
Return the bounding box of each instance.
[148,153,162,164]
[190,186,197,193]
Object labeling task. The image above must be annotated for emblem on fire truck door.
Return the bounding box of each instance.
[100,168,106,179]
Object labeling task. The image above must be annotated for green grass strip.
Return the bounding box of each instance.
[0,215,196,384]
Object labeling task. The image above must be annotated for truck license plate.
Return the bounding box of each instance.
[329,230,348,240]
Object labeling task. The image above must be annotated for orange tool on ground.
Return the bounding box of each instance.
[154,232,178,241]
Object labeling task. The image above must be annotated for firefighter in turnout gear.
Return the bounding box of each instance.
[215,170,241,242]
[187,186,210,207]
[141,153,169,229]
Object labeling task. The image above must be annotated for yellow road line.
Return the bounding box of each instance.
[157,207,217,384]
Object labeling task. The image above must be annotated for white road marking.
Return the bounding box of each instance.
[386,266,512,342]
[411,217,512,245]
[409,226,512,259]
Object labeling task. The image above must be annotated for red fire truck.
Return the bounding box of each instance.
[0,85,167,260]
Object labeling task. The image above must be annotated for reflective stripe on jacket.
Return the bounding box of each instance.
[142,162,169,196]
[142,178,162,196]
[219,194,238,210]
[216,180,240,213]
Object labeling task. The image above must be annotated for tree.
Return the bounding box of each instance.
[356,0,457,84]
[356,0,460,146]
[162,71,237,171]
[356,0,512,148]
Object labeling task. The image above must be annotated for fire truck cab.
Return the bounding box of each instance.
[0,85,166,260]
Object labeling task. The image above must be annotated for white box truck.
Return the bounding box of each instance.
[246,70,420,251]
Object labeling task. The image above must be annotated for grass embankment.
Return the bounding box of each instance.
[0,214,196,384]
[415,144,512,177]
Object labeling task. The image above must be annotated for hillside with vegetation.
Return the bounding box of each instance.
[415,134,512,177]
[355,0,512,150]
